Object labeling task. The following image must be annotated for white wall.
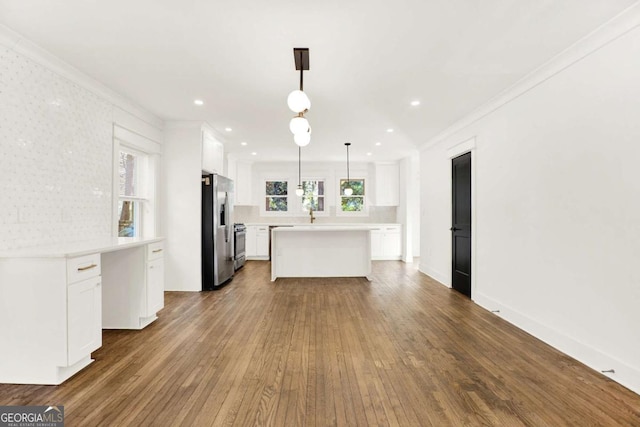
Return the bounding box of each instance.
[161,122,205,292]
[419,8,640,394]
[0,26,163,251]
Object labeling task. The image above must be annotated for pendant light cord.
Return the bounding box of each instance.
[346,143,350,184]
[298,146,301,186]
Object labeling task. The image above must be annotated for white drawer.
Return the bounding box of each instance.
[147,241,164,261]
[384,225,401,233]
[66,253,101,284]
[256,226,268,232]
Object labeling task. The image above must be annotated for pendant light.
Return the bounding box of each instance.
[344,142,353,196]
[296,146,304,196]
[288,48,311,147]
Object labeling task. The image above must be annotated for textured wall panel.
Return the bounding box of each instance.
[0,47,113,250]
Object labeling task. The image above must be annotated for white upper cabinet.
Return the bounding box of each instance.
[202,132,224,174]
[235,161,253,205]
[374,163,399,206]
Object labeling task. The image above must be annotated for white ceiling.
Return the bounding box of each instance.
[0,0,636,162]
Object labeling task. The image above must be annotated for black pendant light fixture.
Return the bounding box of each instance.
[288,48,311,147]
[344,142,353,196]
[296,146,304,196]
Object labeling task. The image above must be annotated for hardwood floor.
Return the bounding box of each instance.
[1,260,639,426]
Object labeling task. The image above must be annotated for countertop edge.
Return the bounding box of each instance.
[0,237,165,258]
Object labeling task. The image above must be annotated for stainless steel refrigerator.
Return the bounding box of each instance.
[202,173,234,290]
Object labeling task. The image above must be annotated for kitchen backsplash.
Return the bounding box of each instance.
[0,45,113,251]
[234,205,398,224]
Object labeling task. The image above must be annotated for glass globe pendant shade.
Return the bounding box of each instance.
[344,187,353,196]
[295,185,304,197]
[289,116,309,135]
[294,131,311,147]
[287,90,311,113]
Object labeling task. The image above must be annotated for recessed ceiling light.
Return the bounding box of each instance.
[375,142,381,146]
[225,127,233,132]
[366,152,372,156]
[251,152,257,156]
[386,128,394,133]
[194,99,204,106]
[410,100,420,106]
[240,142,248,146]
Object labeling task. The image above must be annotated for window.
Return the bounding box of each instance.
[340,178,365,212]
[118,148,148,237]
[265,180,288,212]
[301,180,325,212]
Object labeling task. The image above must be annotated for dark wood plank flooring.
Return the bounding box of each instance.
[1,260,639,426]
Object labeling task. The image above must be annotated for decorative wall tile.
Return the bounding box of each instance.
[0,46,113,250]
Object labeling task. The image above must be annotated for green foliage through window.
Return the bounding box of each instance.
[265,180,288,211]
[301,180,325,212]
[340,179,365,212]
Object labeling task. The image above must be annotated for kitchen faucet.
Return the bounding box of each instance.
[309,207,316,224]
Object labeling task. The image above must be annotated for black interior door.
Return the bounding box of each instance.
[451,153,472,298]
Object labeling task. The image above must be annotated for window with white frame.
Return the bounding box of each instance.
[265,180,288,212]
[118,147,149,237]
[339,178,366,212]
[301,179,325,213]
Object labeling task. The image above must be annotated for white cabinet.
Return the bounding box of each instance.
[231,160,253,205]
[66,254,102,367]
[143,242,165,318]
[0,237,164,385]
[246,225,269,260]
[68,276,102,366]
[202,131,225,174]
[375,163,399,206]
[256,227,270,258]
[371,225,402,260]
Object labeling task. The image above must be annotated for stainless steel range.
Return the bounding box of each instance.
[233,223,246,270]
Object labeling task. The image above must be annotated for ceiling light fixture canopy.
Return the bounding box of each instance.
[344,142,353,196]
[289,48,311,147]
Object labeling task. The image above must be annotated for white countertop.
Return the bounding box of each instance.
[272,225,377,232]
[0,237,164,258]
[244,223,400,227]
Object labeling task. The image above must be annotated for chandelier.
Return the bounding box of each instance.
[288,48,311,147]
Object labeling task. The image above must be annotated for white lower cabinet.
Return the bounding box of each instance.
[371,225,402,260]
[144,257,165,317]
[68,276,102,366]
[246,225,270,260]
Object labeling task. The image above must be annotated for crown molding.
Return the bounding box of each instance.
[0,24,163,132]
[420,2,640,151]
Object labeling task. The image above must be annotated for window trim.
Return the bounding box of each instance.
[113,138,158,237]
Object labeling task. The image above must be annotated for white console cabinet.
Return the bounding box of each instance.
[371,225,402,260]
[0,237,163,385]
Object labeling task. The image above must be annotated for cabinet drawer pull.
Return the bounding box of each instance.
[152,249,163,253]
[77,263,97,272]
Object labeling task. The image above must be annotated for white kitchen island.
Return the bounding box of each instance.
[270,226,373,281]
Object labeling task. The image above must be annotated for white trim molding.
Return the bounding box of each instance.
[0,24,164,132]
[421,2,640,150]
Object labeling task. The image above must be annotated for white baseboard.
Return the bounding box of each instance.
[418,263,449,287]
[474,292,640,396]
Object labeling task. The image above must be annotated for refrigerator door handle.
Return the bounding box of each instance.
[225,191,231,243]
